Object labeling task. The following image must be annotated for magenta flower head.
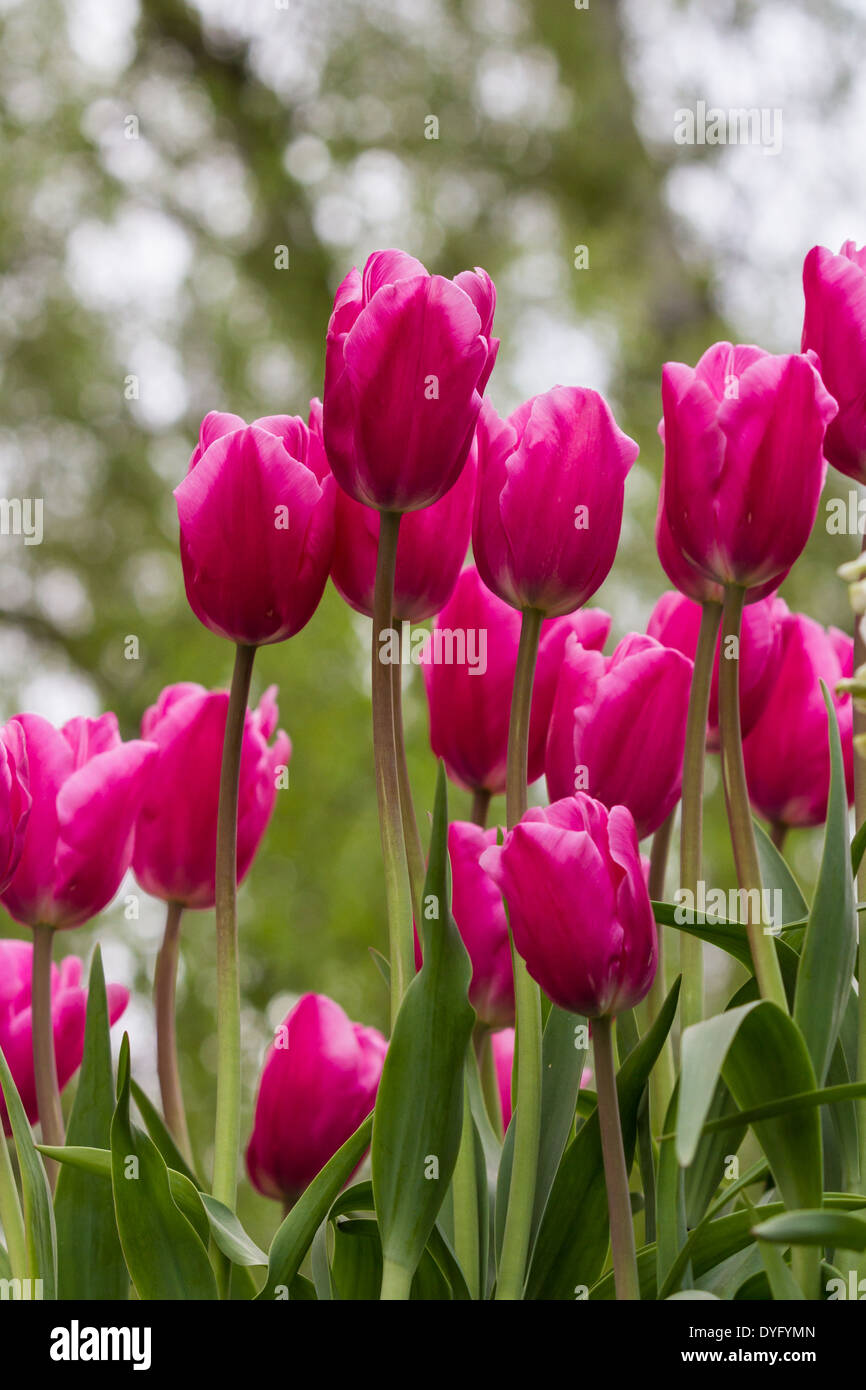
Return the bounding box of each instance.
[480,795,657,1018]
[322,249,497,512]
[174,410,335,647]
[491,1027,514,1130]
[0,714,155,931]
[422,566,611,797]
[655,476,786,606]
[545,633,692,838]
[647,590,787,751]
[0,720,31,893]
[660,342,837,591]
[472,388,639,617]
[132,683,290,910]
[743,613,854,829]
[246,993,387,1207]
[0,940,128,1133]
[802,242,866,481]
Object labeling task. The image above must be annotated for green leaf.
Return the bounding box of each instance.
[754,820,809,924]
[851,816,866,878]
[752,1208,866,1251]
[327,1180,471,1300]
[793,685,857,1086]
[656,1082,689,1290]
[54,947,128,1299]
[110,1035,216,1300]
[130,1079,201,1188]
[371,765,475,1283]
[0,1040,56,1297]
[199,1194,268,1266]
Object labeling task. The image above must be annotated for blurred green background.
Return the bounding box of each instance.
[0,0,863,1241]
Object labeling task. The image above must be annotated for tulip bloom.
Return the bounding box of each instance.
[0,721,30,893]
[0,940,128,1133]
[246,993,387,1207]
[647,590,786,750]
[480,795,657,1018]
[743,613,854,829]
[545,633,692,838]
[655,479,786,606]
[801,242,866,481]
[422,566,610,798]
[175,411,335,647]
[132,683,291,909]
[660,342,836,590]
[472,389,639,617]
[322,249,498,512]
[0,713,155,931]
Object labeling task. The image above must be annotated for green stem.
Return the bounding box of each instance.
[32,923,63,1190]
[372,512,413,1028]
[496,607,543,1302]
[644,808,676,1130]
[769,821,788,853]
[154,900,193,1166]
[392,630,425,927]
[476,1026,504,1141]
[593,1013,640,1300]
[718,586,788,1012]
[380,1257,413,1300]
[471,787,491,829]
[452,1077,480,1298]
[854,529,866,1193]
[0,1137,26,1279]
[679,599,722,1034]
[212,641,256,1223]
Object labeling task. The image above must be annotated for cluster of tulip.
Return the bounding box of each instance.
[2,241,866,1303]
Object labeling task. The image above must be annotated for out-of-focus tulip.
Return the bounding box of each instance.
[647,590,787,751]
[0,940,128,1132]
[175,410,335,647]
[491,1027,514,1130]
[743,613,854,828]
[0,714,155,931]
[246,993,387,1207]
[472,389,639,617]
[322,249,497,512]
[545,633,692,838]
[0,721,30,893]
[132,683,290,910]
[660,342,836,591]
[422,566,610,797]
[480,795,657,1018]
[802,242,866,482]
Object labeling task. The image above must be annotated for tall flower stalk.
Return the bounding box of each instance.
[593,1014,640,1300]
[154,901,193,1165]
[31,923,64,1187]
[644,808,675,1127]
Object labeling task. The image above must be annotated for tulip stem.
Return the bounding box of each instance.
[854,531,866,1194]
[718,586,788,1013]
[0,1136,26,1280]
[380,1257,413,1300]
[373,512,414,1028]
[497,606,543,1302]
[593,1014,640,1300]
[769,822,788,853]
[470,787,491,829]
[452,1076,480,1298]
[154,900,193,1166]
[644,808,676,1130]
[213,641,256,1229]
[32,923,63,1190]
[679,599,722,1034]
[391,635,426,925]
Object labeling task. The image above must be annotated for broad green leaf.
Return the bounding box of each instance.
[330,1217,382,1300]
[54,947,127,1299]
[371,765,475,1284]
[656,1083,689,1290]
[684,1080,746,1228]
[752,1208,866,1250]
[793,686,857,1086]
[754,820,809,924]
[110,1035,216,1300]
[670,1079,866,1140]
[199,1194,267,1266]
[130,1079,200,1187]
[328,1180,471,1300]
[40,1142,209,1247]
[851,815,866,877]
[0,1040,56,1297]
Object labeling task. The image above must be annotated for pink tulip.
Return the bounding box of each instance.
[322,249,497,512]
[472,389,639,617]
[660,342,836,590]
[246,993,387,1206]
[802,242,866,482]
[175,410,335,647]
[545,633,692,838]
[655,478,786,605]
[491,1028,514,1130]
[480,795,657,1018]
[0,721,31,893]
[422,566,611,796]
[0,940,128,1133]
[647,590,787,751]
[743,613,854,829]
[132,683,291,910]
[0,714,155,931]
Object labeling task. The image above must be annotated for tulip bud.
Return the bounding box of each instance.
[132,683,291,910]
[545,633,692,838]
[801,242,866,482]
[0,940,128,1133]
[472,388,639,617]
[246,993,387,1207]
[0,720,30,893]
[480,795,657,1018]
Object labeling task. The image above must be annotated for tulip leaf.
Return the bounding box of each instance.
[330,1216,383,1300]
[752,1208,866,1250]
[109,1034,216,1300]
[754,820,809,924]
[199,1193,268,1267]
[683,1079,747,1228]
[54,947,128,1299]
[326,1181,470,1300]
[130,1079,201,1187]
[793,685,857,1086]
[0,1039,56,1298]
[851,816,866,878]
[524,977,680,1300]
[371,764,475,1287]
[656,1082,689,1289]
